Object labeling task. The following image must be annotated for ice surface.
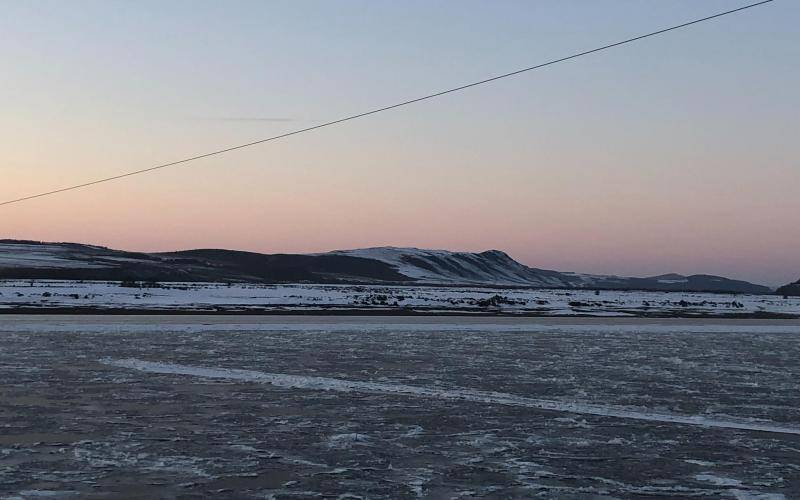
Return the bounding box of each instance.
[1,316,796,498]
[103,358,800,436]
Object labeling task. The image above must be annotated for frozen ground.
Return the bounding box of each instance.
[1,316,799,499]
[1,280,798,317]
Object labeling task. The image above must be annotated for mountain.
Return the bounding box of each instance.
[583,272,773,294]
[0,240,772,294]
[327,247,771,293]
[777,279,800,297]
[326,248,581,287]
[0,241,406,284]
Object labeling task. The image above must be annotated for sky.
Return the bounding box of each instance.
[1,0,798,286]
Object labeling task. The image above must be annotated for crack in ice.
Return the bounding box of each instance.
[102,358,800,436]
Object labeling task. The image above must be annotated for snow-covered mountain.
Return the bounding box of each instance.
[325,247,771,293]
[326,247,581,287]
[0,240,773,294]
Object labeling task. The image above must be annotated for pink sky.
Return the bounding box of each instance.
[1,1,798,286]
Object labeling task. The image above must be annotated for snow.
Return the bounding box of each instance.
[327,247,435,281]
[326,433,371,449]
[326,247,570,286]
[8,492,80,499]
[1,280,798,317]
[695,474,743,487]
[730,492,786,500]
[0,244,108,269]
[103,358,800,436]
[693,476,787,500]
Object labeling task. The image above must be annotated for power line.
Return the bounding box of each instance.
[1,0,774,208]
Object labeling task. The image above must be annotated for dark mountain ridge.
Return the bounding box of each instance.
[777,279,800,297]
[0,239,773,294]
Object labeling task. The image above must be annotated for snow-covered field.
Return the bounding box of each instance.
[0,280,798,317]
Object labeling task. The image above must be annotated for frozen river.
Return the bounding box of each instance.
[1,316,798,498]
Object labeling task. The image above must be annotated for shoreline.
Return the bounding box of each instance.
[1,306,799,319]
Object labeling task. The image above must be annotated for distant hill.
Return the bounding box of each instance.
[586,273,772,294]
[0,240,773,294]
[777,279,800,297]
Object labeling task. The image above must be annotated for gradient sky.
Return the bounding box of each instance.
[1,0,798,285]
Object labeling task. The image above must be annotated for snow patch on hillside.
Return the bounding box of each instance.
[0,244,108,269]
[327,247,575,287]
